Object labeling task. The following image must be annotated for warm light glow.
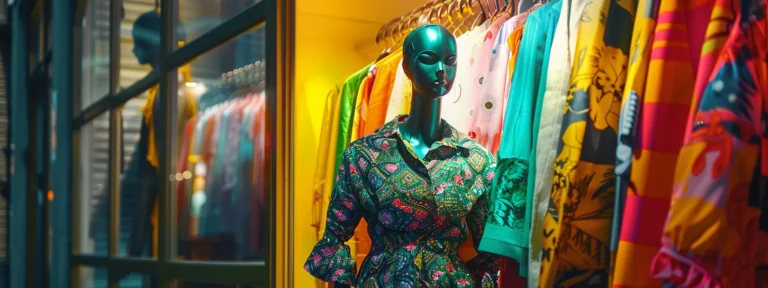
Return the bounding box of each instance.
[175,173,184,181]
[47,190,54,201]
[185,81,198,88]
[182,171,192,179]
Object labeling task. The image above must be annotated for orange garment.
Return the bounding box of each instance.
[506,26,525,80]
[361,50,402,136]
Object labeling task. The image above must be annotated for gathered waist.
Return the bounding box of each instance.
[371,232,462,256]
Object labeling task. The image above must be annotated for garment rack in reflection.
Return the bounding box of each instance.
[200,60,266,110]
[216,60,267,91]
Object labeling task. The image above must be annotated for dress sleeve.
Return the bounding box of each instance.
[467,156,502,287]
[304,146,364,285]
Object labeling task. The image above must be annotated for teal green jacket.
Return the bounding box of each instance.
[480,0,561,277]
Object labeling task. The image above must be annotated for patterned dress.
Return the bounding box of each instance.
[304,115,501,287]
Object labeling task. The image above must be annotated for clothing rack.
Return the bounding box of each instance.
[375,0,537,47]
[216,60,266,90]
[198,61,266,111]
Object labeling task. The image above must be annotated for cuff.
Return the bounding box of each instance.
[467,253,501,287]
[304,240,357,285]
[650,247,722,288]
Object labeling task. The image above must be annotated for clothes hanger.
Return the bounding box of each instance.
[518,0,535,14]
[427,2,444,24]
[490,0,511,22]
[449,0,468,35]
[375,17,400,61]
[455,0,475,34]
[504,0,517,16]
[437,0,454,27]
[416,2,434,24]
[375,17,397,46]
[443,0,462,34]
[469,0,489,29]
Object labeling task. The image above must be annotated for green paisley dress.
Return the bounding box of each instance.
[304,115,501,287]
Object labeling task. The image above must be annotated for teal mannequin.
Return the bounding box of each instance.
[331,24,458,288]
[398,24,458,159]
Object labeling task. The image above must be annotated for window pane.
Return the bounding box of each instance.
[173,25,266,262]
[75,267,108,288]
[79,0,111,108]
[119,273,155,287]
[121,1,159,89]
[74,113,110,255]
[177,0,264,49]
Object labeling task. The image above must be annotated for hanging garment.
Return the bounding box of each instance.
[538,0,636,286]
[177,93,266,259]
[480,0,559,278]
[506,26,525,84]
[610,0,714,286]
[651,2,768,287]
[685,0,742,141]
[441,23,489,134]
[305,115,501,287]
[466,14,512,153]
[177,114,199,243]
[363,51,403,136]
[385,61,412,121]
[312,88,342,240]
[335,65,372,172]
[528,1,582,283]
[351,65,377,141]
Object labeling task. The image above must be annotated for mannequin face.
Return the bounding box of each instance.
[404,25,458,97]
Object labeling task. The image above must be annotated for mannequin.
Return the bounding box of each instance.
[398,24,458,159]
[125,9,194,259]
[305,24,500,288]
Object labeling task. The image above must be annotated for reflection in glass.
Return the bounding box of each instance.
[178,0,264,47]
[119,273,155,287]
[75,113,110,256]
[75,266,108,288]
[117,71,197,258]
[121,4,186,88]
[79,0,111,108]
[174,25,266,262]
[179,281,263,288]
[118,92,158,258]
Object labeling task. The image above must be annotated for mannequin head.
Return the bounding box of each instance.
[402,24,457,97]
[132,10,186,67]
[132,11,162,66]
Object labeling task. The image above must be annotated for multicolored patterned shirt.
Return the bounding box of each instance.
[305,115,501,287]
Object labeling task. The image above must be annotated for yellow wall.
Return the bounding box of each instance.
[293,10,377,288]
